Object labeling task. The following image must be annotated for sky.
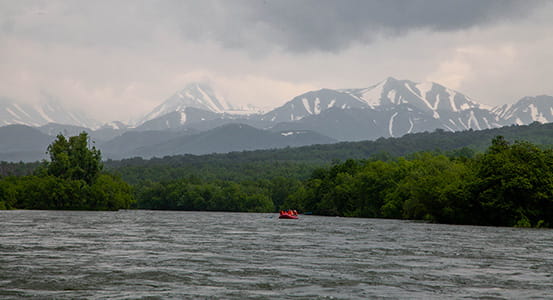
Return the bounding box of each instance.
[1,0,553,123]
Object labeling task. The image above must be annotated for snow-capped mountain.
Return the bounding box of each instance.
[260,88,369,123]
[138,77,553,141]
[0,98,100,129]
[4,77,553,162]
[343,77,486,112]
[343,77,500,133]
[137,83,235,126]
[261,77,501,140]
[493,95,553,125]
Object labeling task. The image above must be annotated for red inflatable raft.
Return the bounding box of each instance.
[279,210,299,219]
[279,214,299,219]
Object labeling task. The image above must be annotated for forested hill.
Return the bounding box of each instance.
[110,122,553,167]
[3,122,553,180]
[103,121,553,184]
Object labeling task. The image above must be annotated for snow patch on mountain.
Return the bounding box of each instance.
[389,112,398,137]
[358,80,386,107]
[468,111,480,130]
[458,117,468,130]
[36,105,55,123]
[387,90,397,104]
[405,83,435,110]
[280,131,308,137]
[302,98,312,115]
[529,104,548,123]
[180,111,187,125]
[446,90,458,112]
[416,82,433,102]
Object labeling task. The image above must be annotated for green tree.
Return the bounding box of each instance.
[0,178,17,209]
[400,153,476,223]
[0,133,133,211]
[474,137,553,227]
[352,160,403,218]
[88,174,134,210]
[269,176,301,210]
[46,132,102,184]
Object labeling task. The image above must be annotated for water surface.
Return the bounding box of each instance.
[1,210,552,299]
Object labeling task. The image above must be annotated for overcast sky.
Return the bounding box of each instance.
[1,0,553,122]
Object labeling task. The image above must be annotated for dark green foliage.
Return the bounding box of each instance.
[0,161,40,177]
[106,156,319,185]
[135,178,274,212]
[0,174,132,210]
[46,133,102,184]
[0,178,17,209]
[0,132,133,210]
[472,137,553,227]
[284,137,553,227]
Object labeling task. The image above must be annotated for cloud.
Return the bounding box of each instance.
[220,0,547,52]
[1,0,547,53]
[0,1,552,123]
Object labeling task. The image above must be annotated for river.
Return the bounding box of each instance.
[1,210,552,299]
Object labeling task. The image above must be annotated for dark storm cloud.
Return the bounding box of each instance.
[1,0,546,53]
[169,0,547,52]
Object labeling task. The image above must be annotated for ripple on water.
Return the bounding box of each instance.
[1,210,553,299]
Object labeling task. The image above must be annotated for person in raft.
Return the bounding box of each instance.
[280,209,298,216]
[280,210,291,215]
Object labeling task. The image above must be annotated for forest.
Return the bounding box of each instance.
[2,123,553,228]
[130,136,553,228]
[284,136,553,227]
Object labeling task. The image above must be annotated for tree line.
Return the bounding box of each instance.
[283,136,553,227]
[3,131,553,228]
[133,136,553,228]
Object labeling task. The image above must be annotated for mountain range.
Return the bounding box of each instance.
[1,77,553,162]
[0,98,99,129]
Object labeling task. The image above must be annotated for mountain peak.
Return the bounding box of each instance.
[494,94,553,125]
[172,82,233,113]
[384,76,399,83]
[344,77,484,113]
[137,82,234,125]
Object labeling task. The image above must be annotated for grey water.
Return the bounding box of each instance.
[1,211,553,299]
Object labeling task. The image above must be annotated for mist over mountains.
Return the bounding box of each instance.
[1,77,553,162]
[0,98,100,129]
